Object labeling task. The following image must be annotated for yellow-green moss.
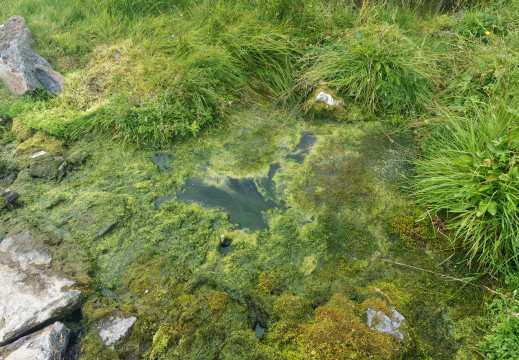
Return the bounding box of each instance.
[14,131,65,158]
[11,118,33,142]
[207,291,230,322]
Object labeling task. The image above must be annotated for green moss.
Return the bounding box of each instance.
[207,291,230,322]
[67,149,89,167]
[11,119,33,142]
[14,131,65,158]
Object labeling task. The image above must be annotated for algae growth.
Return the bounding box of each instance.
[0,108,483,359]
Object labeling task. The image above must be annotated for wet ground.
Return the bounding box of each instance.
[0,109,482,359]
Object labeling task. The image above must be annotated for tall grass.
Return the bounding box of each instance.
[1,0,298,146]
[299,23,436,114]
[414,99,519,275]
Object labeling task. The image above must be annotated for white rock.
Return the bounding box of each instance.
[366,307,406,340]
[0,232,81,346]
[96,316,137,346]
[0,322,70,360]
[315,91,342,108]
[28,151,47,159]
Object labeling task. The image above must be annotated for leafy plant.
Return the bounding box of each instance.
[477,295,519,359]
[454,10,508,40]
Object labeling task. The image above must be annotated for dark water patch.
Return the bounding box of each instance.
[155,195,175,210]
[151,152,175,170]
[220,243,232,255]
[220,236,233,255]
[254,323,266,340]
[175,177,285,230]
[284,131,317,164]
[62,308,83,345]
[257,163,283,203]
[268,162,280,178]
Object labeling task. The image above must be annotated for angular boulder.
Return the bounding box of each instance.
[0,322,70,360]
[96,316,137,346]
[0,15,34,52]
[34,64,66,95]
[0,16,65,95]
[0,232,81,346]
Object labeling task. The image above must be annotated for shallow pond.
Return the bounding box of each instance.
[1,109,482,359]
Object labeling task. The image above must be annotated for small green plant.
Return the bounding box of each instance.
[454,10,508,40]
[477,295,519,359]
[414,101,519,275]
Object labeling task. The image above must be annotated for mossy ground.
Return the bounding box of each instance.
[0,108,484,359]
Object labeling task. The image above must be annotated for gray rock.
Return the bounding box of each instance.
[1,189,18,203]
[63,343,80,360]
[0,16,65,96]
[96,316,137,346]
[28,151,47,159]
[29,156,67,180]
[366,307,407,340]
[0,16,34,52]
[0,40,51,95]
[34,65,65,95]
[0,232,81,346]
[0,322,70,360]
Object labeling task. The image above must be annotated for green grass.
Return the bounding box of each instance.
[414,99,519,275]
[299,23,436,114]
[1,0,299,146]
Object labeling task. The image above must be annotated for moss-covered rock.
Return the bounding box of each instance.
[266,292,413,359]
[14,131,65,158]
[304,86,347,121]
[66,149,89,167]
[29,156,67,180]
[11,119,33,142]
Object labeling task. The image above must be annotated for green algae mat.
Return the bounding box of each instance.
[0,109,482,359]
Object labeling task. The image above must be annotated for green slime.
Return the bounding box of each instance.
[0,108,482,359]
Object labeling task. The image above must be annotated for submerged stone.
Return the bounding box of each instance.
[366,307,407,340]
[96,316,137,346]
[1,188,18,203]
